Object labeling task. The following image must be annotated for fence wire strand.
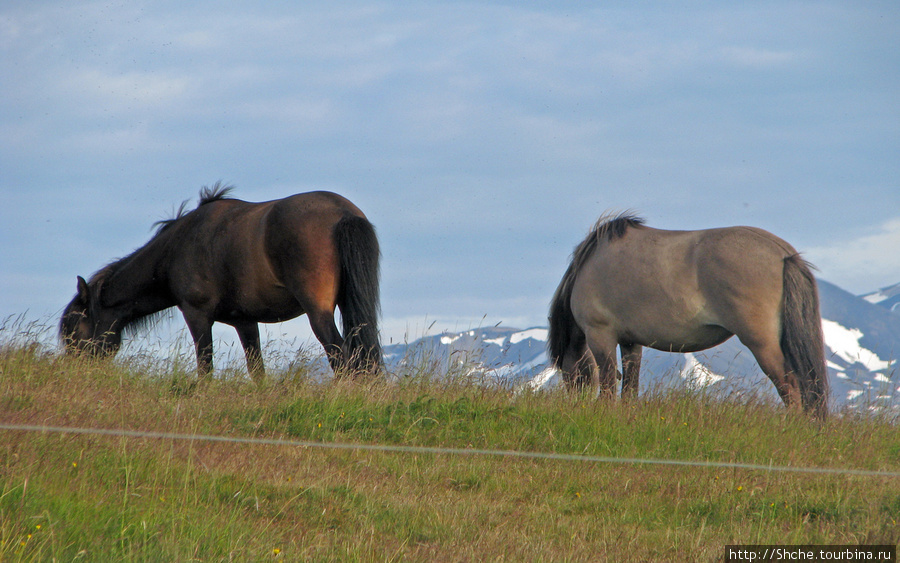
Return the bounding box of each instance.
[1,422,898,478]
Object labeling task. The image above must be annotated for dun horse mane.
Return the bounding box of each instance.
[590,212,644,241]
[572,212,645,271]
[96,182,236,282]
[548,212,645,364]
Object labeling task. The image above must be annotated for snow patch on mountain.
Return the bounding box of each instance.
[864,292,890,305]
[525,366,559,391]
[680,353,725,389]
[860,282,900,313]
[822,319,893,372]
[511,328,548,344]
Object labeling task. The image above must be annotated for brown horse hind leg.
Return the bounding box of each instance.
[305,307,346,376]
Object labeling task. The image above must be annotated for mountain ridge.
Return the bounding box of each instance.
[384,279,900,412]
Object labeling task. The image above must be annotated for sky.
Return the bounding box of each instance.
[1,1,899,355]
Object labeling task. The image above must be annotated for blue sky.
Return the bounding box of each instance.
[1,1,898,350]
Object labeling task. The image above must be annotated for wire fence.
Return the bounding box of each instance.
[1,423,898,478]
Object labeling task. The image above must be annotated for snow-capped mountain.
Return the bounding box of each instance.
[818,280,900,410]
[861,282,900,314]
[383,280,900,412]
[384,326,551,383]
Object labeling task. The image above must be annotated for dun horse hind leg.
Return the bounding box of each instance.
[746,339,802,410]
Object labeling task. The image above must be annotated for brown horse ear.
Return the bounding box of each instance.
[77,276,90,301]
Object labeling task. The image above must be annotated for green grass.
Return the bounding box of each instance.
[0,330,899,561]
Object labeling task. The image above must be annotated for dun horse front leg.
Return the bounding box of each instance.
[560,330,597,392]
[620,343,642,400]
[584,330,619,399]
[190,330,214,379]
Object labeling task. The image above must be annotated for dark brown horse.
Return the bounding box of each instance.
[60,184,382,380]
[548,213,828,418]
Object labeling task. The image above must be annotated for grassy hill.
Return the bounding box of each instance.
[1,335,899,561]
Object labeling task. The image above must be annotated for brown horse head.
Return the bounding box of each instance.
[60,275,123,358]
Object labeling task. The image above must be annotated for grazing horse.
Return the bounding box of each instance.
[548,213,828,418]
[60,184,382,380]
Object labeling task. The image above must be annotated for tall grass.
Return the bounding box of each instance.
[1,319,899,561]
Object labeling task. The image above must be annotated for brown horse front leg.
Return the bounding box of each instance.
[620,343,642,400]
[235,321,265,382]
[191,332,214,379]
[181,308,214,379]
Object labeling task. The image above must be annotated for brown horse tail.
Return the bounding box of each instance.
[334,215,383,373]
[781,254,829,418]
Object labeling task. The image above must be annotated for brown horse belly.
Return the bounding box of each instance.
[220,292,306,324]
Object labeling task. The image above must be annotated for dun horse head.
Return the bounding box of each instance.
[60,275,123,358]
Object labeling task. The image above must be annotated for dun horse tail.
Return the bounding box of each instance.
[549,213,645,369]
[781,254,829,418]
[334,215,383,373]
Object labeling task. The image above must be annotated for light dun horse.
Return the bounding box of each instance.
[549,214,828,418]
[61,184,382,379]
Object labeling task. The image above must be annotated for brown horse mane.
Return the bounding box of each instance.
[71,261,174,339]
[153,181,235,235]
[548,212,645,368]
[78,183,235,337]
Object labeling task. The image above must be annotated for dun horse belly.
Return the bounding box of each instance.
[639,324,733,354]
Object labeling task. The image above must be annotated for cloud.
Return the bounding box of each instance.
[1,1,898,350]
[806,218,900,293]
[718,46,801,68]
[62,69,191,112]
